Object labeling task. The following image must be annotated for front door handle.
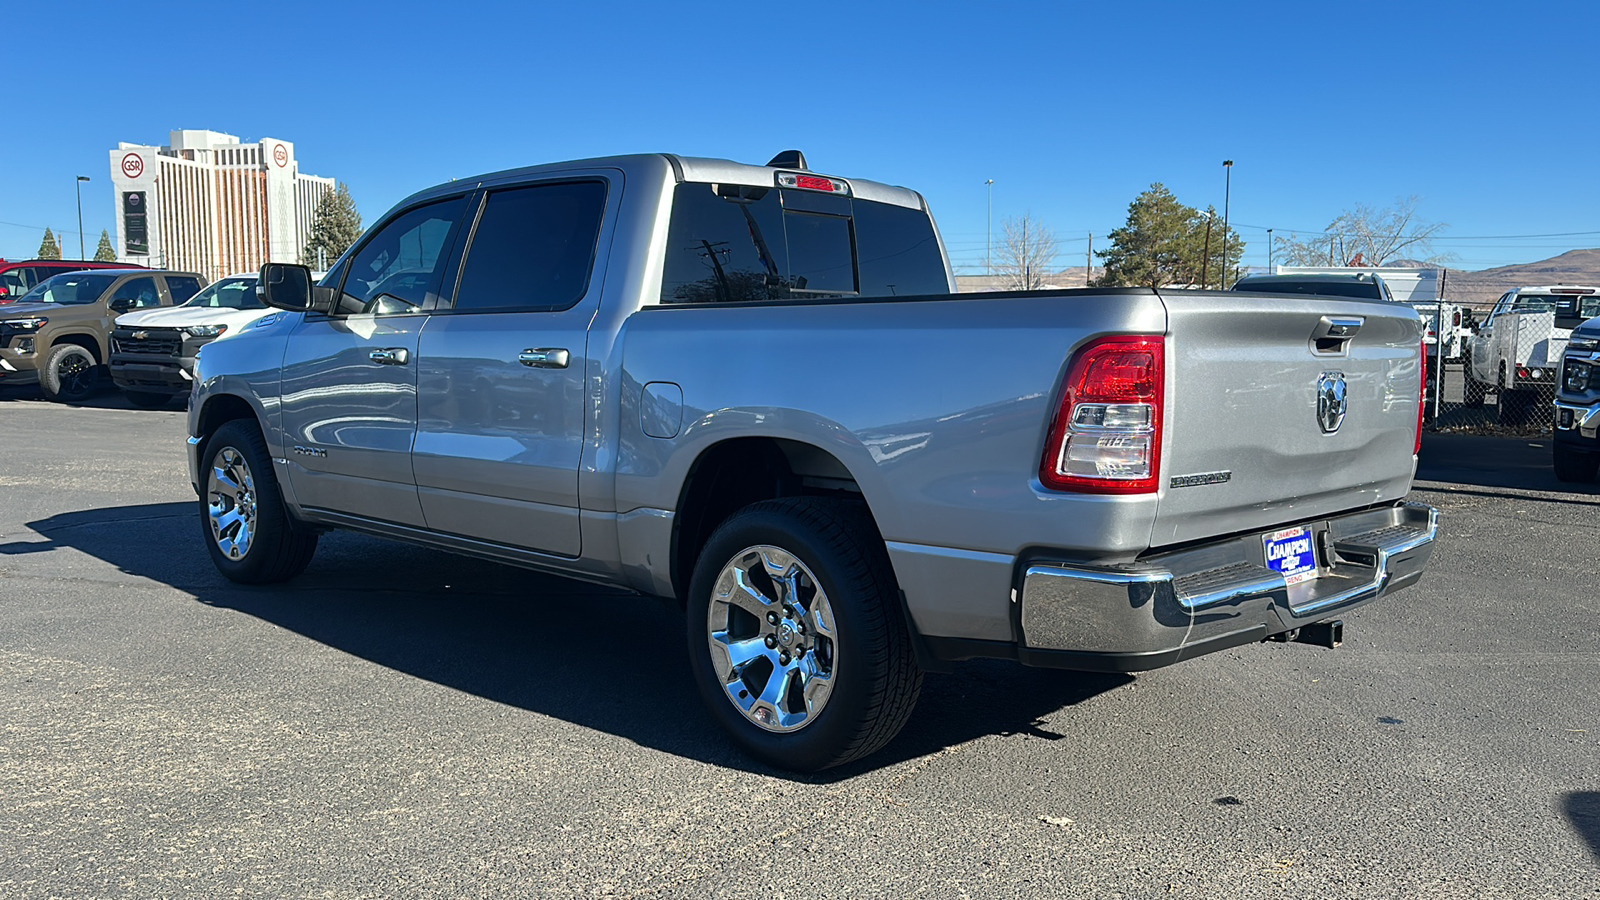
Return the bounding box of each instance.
[518,348,570,369]
[369,347,410,365]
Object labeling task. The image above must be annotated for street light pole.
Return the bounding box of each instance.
[1221,160,1233,289]
[1267,228,1274,272]
[75,176,91,260]
[984,179,995,276]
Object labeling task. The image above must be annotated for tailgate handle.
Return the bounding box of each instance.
[1311,316,1363,355]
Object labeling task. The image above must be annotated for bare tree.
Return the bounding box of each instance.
[995,214,1060,290]
[1275,197,1449,267]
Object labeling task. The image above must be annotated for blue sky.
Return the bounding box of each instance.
[3,0,1596,273]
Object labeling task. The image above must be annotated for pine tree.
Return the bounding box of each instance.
[1095,184,1244,289]
[93,229,117,262]
[301,183,363,269]
[38,228,62,260]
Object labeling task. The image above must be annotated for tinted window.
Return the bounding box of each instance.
[662,184,791,304]
[166,275,203,304]
[660,184,947,304]
[111,276,161,308]
[452,181,607,312]
[18,272,116,304]
[339,196,467,315]
[783,211,855,294]
[1232,279,1382,300]
[853,200,949,297]
[185,277,262,309]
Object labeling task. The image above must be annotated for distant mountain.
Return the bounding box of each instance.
[1442,248,1600,309]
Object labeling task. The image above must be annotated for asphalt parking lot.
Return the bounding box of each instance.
[1,387,1597,899]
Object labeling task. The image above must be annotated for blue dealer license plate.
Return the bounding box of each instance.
[1263,526,1319,585]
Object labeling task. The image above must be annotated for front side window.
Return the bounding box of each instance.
[337,196,468,315]
[0,270,29,297]
[184,277,262,309]
[165,275,203,304]
[111,276,161,309]
[20,272,117,305]
[451,180,607,312]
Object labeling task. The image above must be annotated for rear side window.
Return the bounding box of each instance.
[451,180,608,312]
[165,275,203,304]
[659,183,946,304]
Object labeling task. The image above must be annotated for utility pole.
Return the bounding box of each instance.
[75,176,91,260]
[1086,232,1093,286]
[985,179,995,276]
[1221,160,1233,289]
[1022,217,1029,289]
[1267,228,1274,272]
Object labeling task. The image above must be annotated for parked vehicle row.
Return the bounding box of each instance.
[0,258,143,303]
[182,150,1438,771]
[0,268,205,401]
[1463,285,1599,424]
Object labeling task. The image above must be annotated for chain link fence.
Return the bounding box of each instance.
[1425,306,1562,435]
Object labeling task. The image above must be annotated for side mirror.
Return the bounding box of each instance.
[259,263,327,313]
[109,298,134,313]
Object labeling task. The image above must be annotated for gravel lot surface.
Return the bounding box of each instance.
[2,387,1597,898]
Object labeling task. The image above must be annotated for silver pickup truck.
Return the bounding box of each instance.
[186,151,1438,770]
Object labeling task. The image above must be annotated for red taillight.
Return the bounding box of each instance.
[1416,338,1426,455]
[1040,335,1164,494]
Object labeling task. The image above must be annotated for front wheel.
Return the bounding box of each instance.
[685,498,922,771]
[39,343,97,402]
[199,420,318,583]
[1554,444,1600,483]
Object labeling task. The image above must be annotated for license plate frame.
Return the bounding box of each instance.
[1263,526,1319,585]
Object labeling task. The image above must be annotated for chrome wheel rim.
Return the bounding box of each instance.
[707,545,837,733]
[206,446,258,561]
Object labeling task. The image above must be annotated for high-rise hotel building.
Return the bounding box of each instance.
[109,130,336,281]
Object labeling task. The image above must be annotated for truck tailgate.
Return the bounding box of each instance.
[1152,291,1423,547]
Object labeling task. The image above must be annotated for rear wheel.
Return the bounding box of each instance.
[124,390,174,409]
[200,420,318,583]
[39,343,97,402]
[1554,444,1600,483]
[685,498,922,771]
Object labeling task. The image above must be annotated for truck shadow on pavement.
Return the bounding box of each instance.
[1416,432,1600,499]
[3,502,1130,780]
[1566,792,1600,863]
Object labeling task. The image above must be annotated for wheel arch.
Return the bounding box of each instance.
[670,436,886,603]
[49,332,103,364]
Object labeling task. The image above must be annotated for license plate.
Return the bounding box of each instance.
[1264,526,1319,585]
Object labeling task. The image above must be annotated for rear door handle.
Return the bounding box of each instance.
[369,347,410,365]
[518,348,570,369]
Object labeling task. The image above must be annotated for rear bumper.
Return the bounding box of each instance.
[926,501,1438,673]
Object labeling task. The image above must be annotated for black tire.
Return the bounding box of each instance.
[39,343,97,402]
[124,390,174,409]
[199,419,318,584]
[1554,444,1600,483]
[685,498,922,771]
[1462,354,1486,408]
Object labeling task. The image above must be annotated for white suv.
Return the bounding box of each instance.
[109,274,271,407]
